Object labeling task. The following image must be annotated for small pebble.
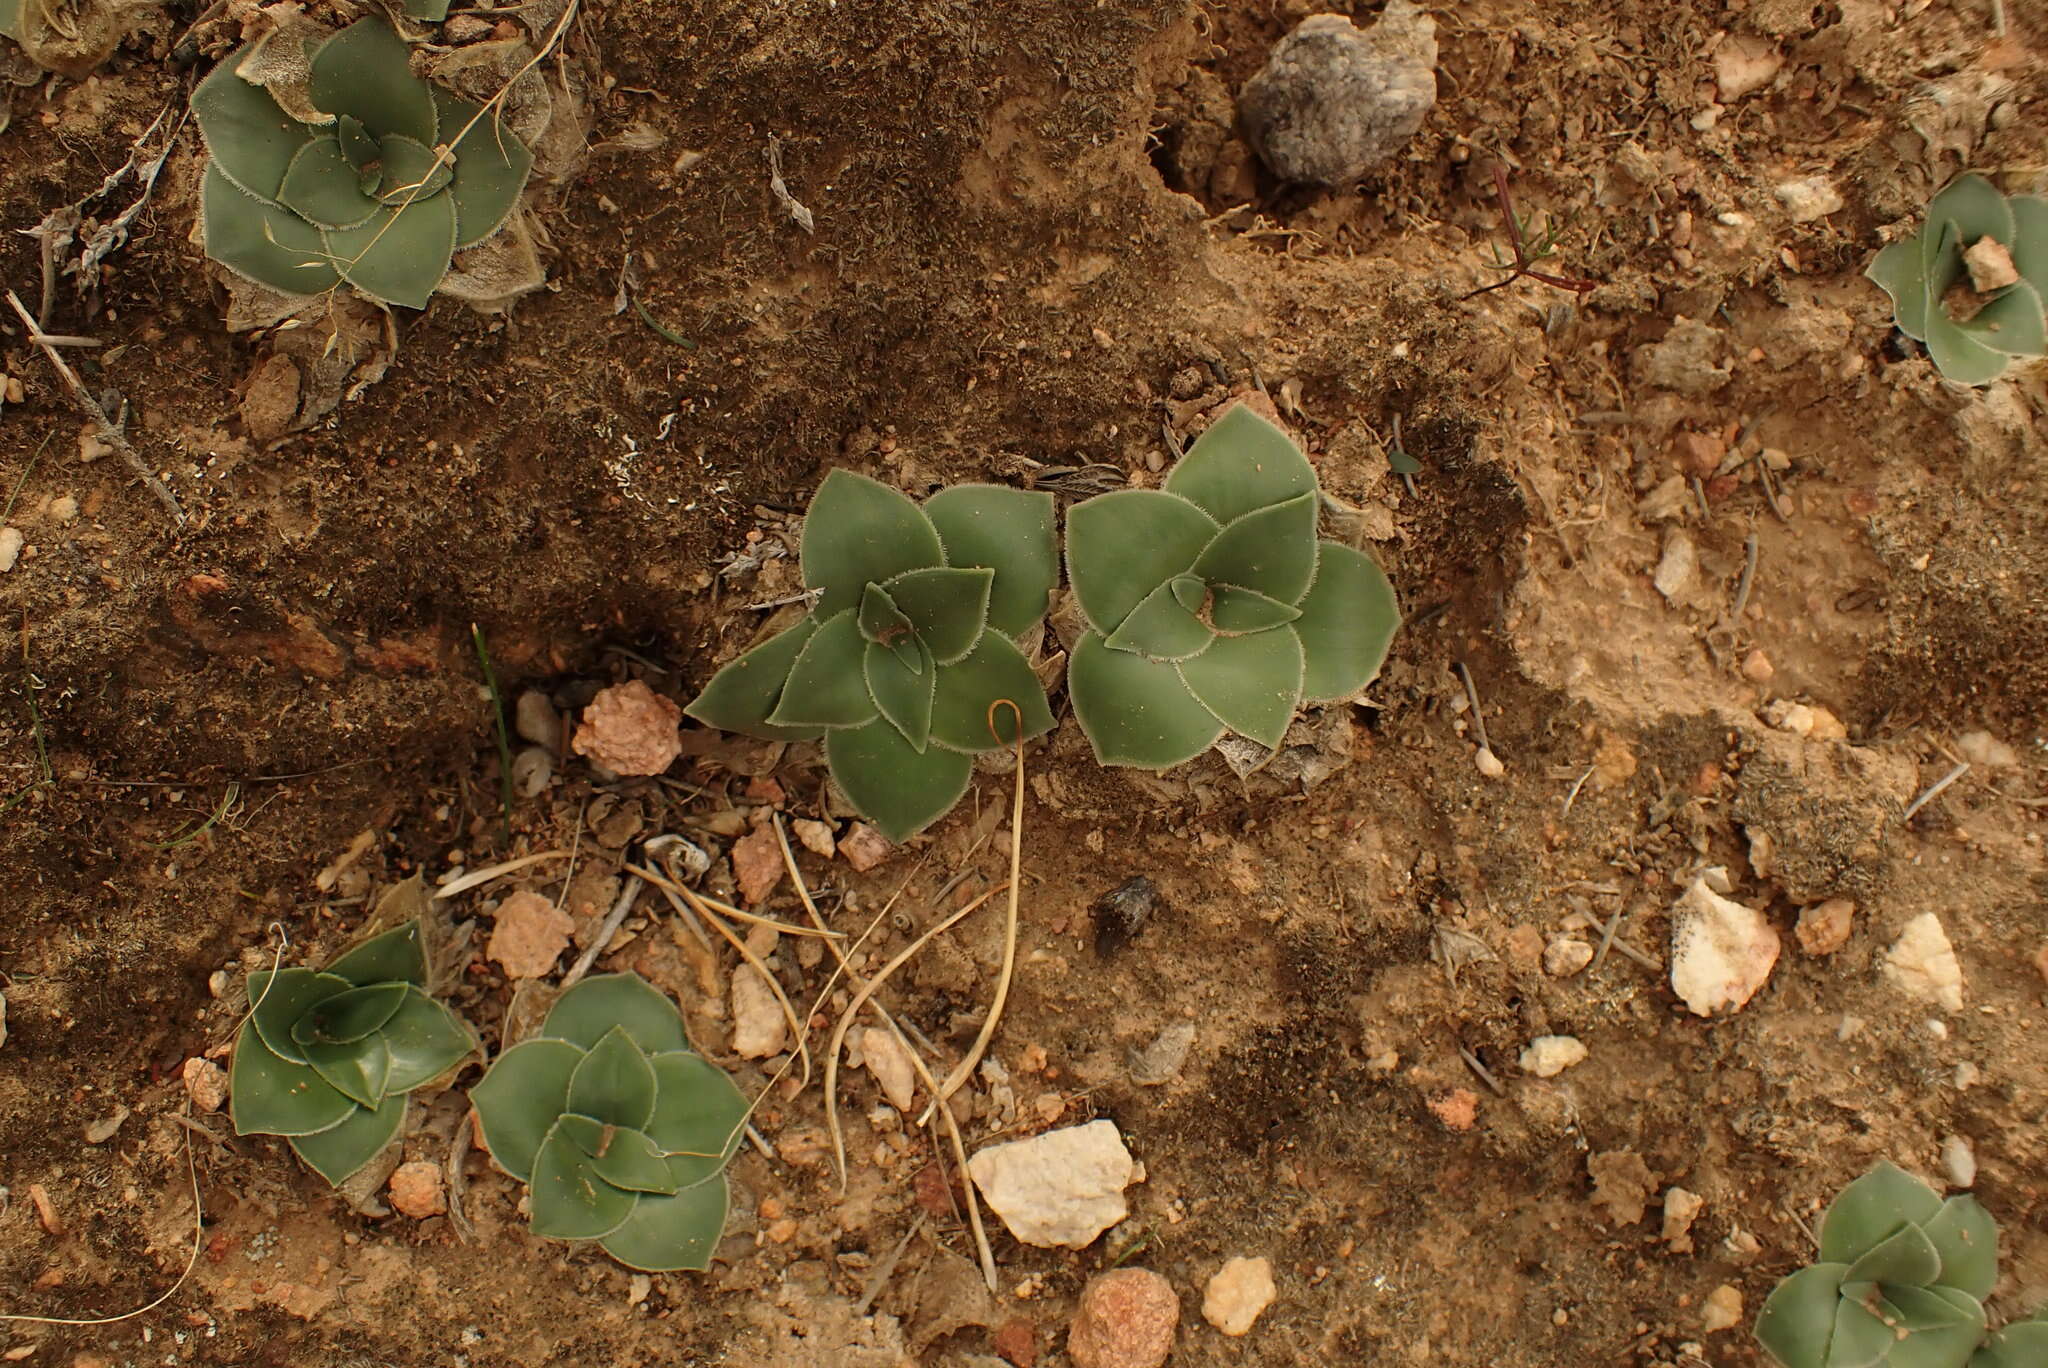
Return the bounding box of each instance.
[514,689,563,750]
[729,965,786,1058]
[1883,913,1964,1012]
[83,1106,129,1145]
[1773,175,1844,222]
[1239,5,1438,186]
[1127,1022,1196,1086]
[1794,899,1855,956]
[859,1026,918,1112]
[1518,1035,1587,1079]
[1669,878,1779,1017]
[182,1057,228,1113]
[1202,1256,1276,1337]
[791,817,836,858]
[1543,937,1594,977]
[47,494,78,524]
[570,681,683,776]
[1066,1268,1179,1368]
[0,526,21,573]
[1741,649,1774,684]
[969,1120,1134,1249]
[1701,1284,1743,1333]
[511,745,553,798]
[1941,1134,1976,1189]
[487,890,574,980]
[1662,1187,1705,1253]
[839,822,892,872]
[387,1160,447,1218]
[1474,746,1505,779]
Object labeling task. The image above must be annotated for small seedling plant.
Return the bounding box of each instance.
[1459,163,1597,302]
[1867,174,2047,386]
[469,974,749,1272]
[191,17,534,308]
[230,917,474,1184]
[1063,404,1400,768]
[687,474,1058,841]
[1755,1160,2048,1368]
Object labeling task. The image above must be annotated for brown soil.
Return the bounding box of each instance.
[4,1,2047,1366]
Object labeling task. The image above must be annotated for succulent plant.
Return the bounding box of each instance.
[1063,404,1399,768]
[1867,174,2047,386]
[686,473,1058,841]
[1754,1161,2000,1368]
[230,919,474,1184]
[191,17,533,309]
[1974,1312,2048,1368]
[468,974,748,1272]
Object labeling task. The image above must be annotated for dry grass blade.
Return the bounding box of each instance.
[659,880,813,1089]
[429,848,571,901]
[627,862,845,938]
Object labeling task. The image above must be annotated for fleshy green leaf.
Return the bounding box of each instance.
[825,717,973,841]
[529,1124,637,1240]
[1829,1297,1905,1368]
[766,610,879,730]
[1065,490,1218,636]
[1,0,24,42]
[229,1021,358,1137]
[323,193,458,308]
[1822,1161,1944,1264]
[193,57,314,201]
[1103,579,1215,661]
[304,1033,393,1107]
[1755,1264,1850,1368]
[433,90,534,248]
[1924,174,2015,278]
[307,19,437,145]
[1177,624,1304,750]
[376,987,474,1091]
[865,637,936,752]
[542,974,692,1055]
[1842,1220,1944,1289]
[1926,315,2013,386]
[2009,195,2048,287]
[248,968,352,1064]
[599,1173,729,1272]
[1163,404,1319,526]
[685,618,824,742]
[277,136,382,229]
[470,1036,583,1182]
[325,920,429,987]
[858,582,914,647]
[201,164,341,298]
[800,471,945,617]
[336,115,379,171]
[1957,278,2045,357]
[567,1026,659,1130]
[556,1116,679,1195]
[1879,1285,1985,1368]
[921,484,1058,637]
[1295,542,1400,701]
[292,982,408,1045]
[1191,494,1319,605]
[1069,629,1225,769]
[1923,1196,1998,1299]
[403,0,452,20]
[1868,239,1929,340]
[646,1051,749,1184]
[1974,1319,2048,1368]
[373,133,455,205]
[928,633,1056,753]
[1207,583,1302,635]
[883,566,994,665]
[290,1092,404,1185]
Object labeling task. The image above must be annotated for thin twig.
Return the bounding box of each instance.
[854,1215,925,1317]
[1453,660,1493,756]
[1456,1042,1505,1096]
[1730,532,1759,625]
[1561,764,1595,819]
[562,874,641,987]
[445,1118,474,1244]
[5,289,183,524]
[430,849,571,901]
[669,879,814,1088]
[1900,762,1969,825]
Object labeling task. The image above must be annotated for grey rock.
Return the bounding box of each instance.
[1239,5,1438,186]
[1127,1021,1196,1085]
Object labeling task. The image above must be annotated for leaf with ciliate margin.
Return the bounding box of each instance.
[469,1036,582,1183]
[921,484,1057,638]
[1191,494,1319,606]
[529,1125,637,1240]
[1957,279,2045,358]
[1207,583,1301,635]
[928,633,1055,753]
[325,919,428,987]
[1068,629,1224,769]
[277,137,382,229]
[566,1026,659,1130]
[292,981,408,1045]
[1294,541,1400,702]
[1878,1285,1984,1368]
[824,717,972,842]
[800,470,944,617]
[324,194,458,309]
[1923,174,2015,279]
[1065,490,1218,637]
[858,582,913,646]
[767,610,878,730]
[1922,1197,1997,1299]
[1973,1318,2048,1368]
[1841,1220,1943,1289]
[193,56,314,201]
[864,637,936,752]
[376,987,474,1091]
[883,566,994,665]
[646,1051,749,1184]
[599,1173,729,1272]
[249,967,352,1065]
[1753,1263,1850,1368]
[685,618,825,742]
[306,19,437,145]
[433,89,534,248]
[290,1092,404,1185]
[1163,403,1318,526]
[542,974,692,1055]
[556,1115,679,1194]
[1177,625,1304,750]
[304,1032,392,1107]
[201,164,341,298]
[1867,239,1929,341]
[1103,578,1215,661]
[1820,1162,1942,1264]
[230,1021,357,1136]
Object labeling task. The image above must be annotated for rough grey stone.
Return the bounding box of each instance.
[1239,5,1438,186]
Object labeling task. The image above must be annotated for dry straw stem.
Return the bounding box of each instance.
[5,288,184,524]
[661,877,814,1089]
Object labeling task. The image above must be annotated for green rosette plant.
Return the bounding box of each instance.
[468,974,749,1273]
[230,919,475,1184]
[686,473,1059,841]
[1974,1313,2048,1368]
[1754,1161,2003,1368]
[1867,174,2047,386]
[1063,404,1399,768]
[191,17,533,308]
